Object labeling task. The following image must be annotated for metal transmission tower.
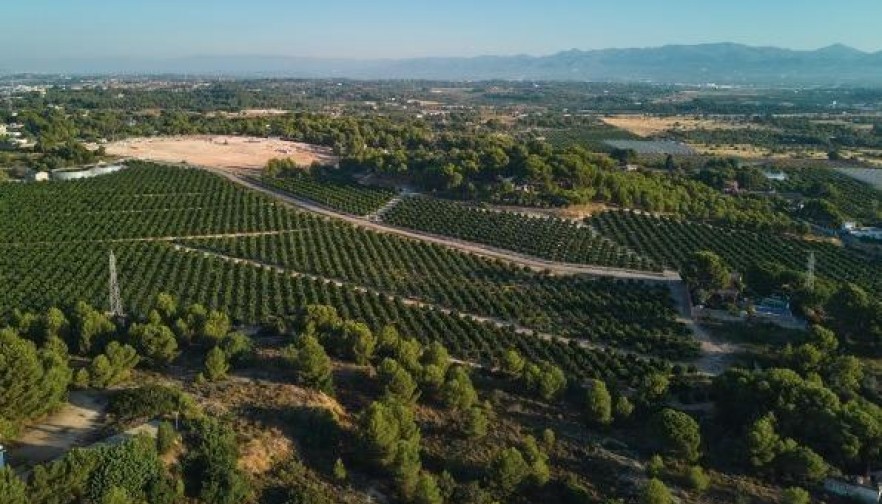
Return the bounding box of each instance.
[108,250,125,318]
[806,251,816,291]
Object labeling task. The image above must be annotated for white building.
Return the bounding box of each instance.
[762,171,787,181]
[843,222,882,241]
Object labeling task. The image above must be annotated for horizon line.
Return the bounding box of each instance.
[1,41,879,64]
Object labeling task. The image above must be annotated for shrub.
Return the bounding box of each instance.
[488,447,530,495]
[108,385,190,422]
[203,347,229,382]
[156,421,178,455]
[640,478,673,504]
[687,465,710,492]
[0,467,27,504]
[781,487,810,504]
[652,408,701,462]
[182,418,252,504]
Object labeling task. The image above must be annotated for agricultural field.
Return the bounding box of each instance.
[604,139,695,155]
[773,166,882,224]
[7,78,881,504]
[185,231,694,358]
[0,240,668,385]
[601,114,763,138]
[0,162,294,242]
[540,123,639,151]
[836,166,882,190]
[588,210,882,294]
[381,196,658,271]
[0,163,681,378]
[260,174,398,216]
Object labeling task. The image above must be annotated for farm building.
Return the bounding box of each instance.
[51,164,126,181]
[30,171,50,182]
[762,171,787,181]
[842,222,882,241]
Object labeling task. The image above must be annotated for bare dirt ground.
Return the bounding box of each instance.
[10,391,107,467]
[206,109,292,118]
[601,114,764,138]
[103,135,338,175]
[691,143,828,160]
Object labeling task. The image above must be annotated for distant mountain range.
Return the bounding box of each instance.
[3,43,882,85]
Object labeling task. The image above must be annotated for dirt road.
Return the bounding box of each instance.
[180,163,725,374]
[175,242,695,372]
[668,282,739,375]
[207,170,681,282]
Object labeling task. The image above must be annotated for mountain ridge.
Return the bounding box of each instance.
[3,43,882,85]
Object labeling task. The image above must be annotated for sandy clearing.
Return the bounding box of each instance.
[206,109,293,118]
[103,135,338,176]
[10,391,107,467]
[602,115,765,138]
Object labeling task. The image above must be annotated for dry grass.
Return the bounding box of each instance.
[239,427,295,475]
[102,135,338,175]
[556,202,612,219]
[602,115,764,138]
[689,143,829,160]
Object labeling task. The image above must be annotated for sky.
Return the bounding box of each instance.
[3,0,882,60]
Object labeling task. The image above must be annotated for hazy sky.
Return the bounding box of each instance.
[4,0,882,59]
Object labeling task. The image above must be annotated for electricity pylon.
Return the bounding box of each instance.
[109,250,125,318]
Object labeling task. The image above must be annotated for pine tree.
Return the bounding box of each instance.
[488,447,530,494]
[333,458,348,483]
[379,358,420,403]
[204,347,229,382]
[584,379,613,426]
[614,395,635,421]
[501,348,525,376]
[0,467,28,504]
[746,413,782,468]
[413,472,444,504]
[284,334,334,394]
[464,406,489,439]
[687,465,710,493]
[653,408,701,462]
[641,478,673,504]
[440,367,477,411]
[156,421,178,455]
[130,322,178,366]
